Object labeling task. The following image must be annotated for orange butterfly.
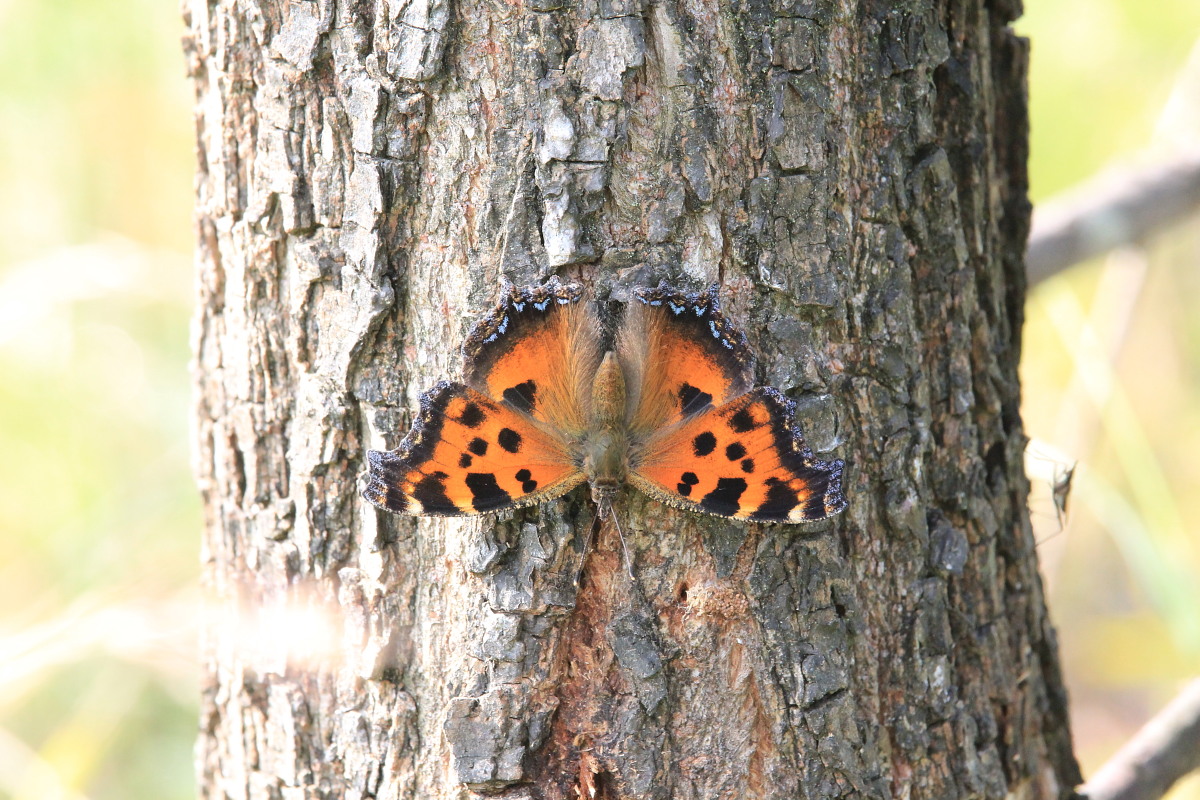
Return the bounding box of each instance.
[363,281,846,523]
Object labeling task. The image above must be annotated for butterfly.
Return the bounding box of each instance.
[362,280,847,524]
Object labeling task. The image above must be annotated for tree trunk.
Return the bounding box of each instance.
[186,0,1082,797]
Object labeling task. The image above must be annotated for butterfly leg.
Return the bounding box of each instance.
[609,510,634,579]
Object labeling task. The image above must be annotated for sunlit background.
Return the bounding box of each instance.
[0,0,1196,797]
[1017,2,1200,797]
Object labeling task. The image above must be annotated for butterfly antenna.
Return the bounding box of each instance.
[608,502,634,579]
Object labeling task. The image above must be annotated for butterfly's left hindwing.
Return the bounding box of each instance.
[363,382,584,516]
[629,388,846,522]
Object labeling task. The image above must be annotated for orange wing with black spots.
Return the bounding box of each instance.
[619,284,755,438]
[629,388,846,522]
[363,382,584,516]
[462,282,602,435]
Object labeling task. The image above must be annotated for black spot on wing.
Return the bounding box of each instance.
[700,477,748,516]
[741,458,755,474]
[725,442,747,461]
[459,453,473,468]
[752,481,800,521]
[514,468,538,493]
[459,402,486,429]
[465,472,512,512]
[692,432,717,457]
[678,382,713,415]
[729,408,757,433]
[498,428,522,453]
[803,491,828,520]
[468,437,489,456]
[502,380,538,415]
[411,472,456,513]
[676,471,700,498]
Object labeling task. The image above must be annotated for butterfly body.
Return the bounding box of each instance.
[581,351,629,513]
[363,281,847,524]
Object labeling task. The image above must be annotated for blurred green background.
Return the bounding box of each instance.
[0,0,1196,797]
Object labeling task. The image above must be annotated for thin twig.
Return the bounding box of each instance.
[1078,678,1200,800]
[1027,155,1200,285]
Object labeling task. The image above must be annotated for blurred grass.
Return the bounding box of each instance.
[1016,0,1200,795]
[0,0,199,797]
[0,0,1196,797]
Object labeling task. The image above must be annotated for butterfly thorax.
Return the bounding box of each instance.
[582,352,629,512]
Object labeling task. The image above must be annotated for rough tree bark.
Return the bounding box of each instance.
[186,0,1082,798]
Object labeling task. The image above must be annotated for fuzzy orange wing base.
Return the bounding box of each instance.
[364,382,584,516]
[629,388,846,522]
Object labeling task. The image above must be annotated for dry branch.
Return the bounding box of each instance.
[1079,679,1200,800]
[1027,155,1200,284]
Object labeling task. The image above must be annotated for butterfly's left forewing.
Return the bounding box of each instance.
[629,388,846,522]
[462,281,602,436]
[364,382,584,516]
